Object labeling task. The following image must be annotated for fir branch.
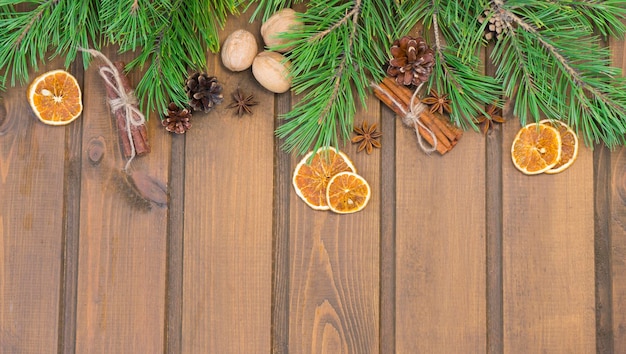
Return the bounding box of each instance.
[403,0,501,128]
[103,0,237,115]
[276,0,397,155]
[316,0,361,123]
[0,0,99,87]
[490,0,626,146]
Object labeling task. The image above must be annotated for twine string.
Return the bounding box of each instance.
[78,47,146,172]
[371,82,437,153]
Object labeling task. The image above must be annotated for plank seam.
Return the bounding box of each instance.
[165,134,186,354]
[58,60,84,354]
[379,105,396,354]
[272,92,291,354]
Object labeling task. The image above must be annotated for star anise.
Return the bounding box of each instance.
[474,104,505,134]
[421,89,452,115]
[352,120,382,154]
[227,88,258,116]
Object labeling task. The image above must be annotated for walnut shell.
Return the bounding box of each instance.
[252,51,292,94]
[260,8,301,52]
[221,29,258,72]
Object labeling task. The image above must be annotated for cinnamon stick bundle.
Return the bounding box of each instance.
[373,77,463,155]
[100,62,150,158]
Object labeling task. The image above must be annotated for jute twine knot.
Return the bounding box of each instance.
[78,47,146,171]
[371,82,437,153]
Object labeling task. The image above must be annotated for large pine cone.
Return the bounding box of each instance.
[162,102,192,134]
[185,72,224,113]
[387,36,435,87]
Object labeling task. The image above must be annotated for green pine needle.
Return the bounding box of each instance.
[0,0,99,88]
[276,0,397,155]
[490,0,626,147]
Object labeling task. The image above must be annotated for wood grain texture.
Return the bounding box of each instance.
[0,62,67,354]
[75,49,169,353]
[379,105,396,354]
[609,33,626,353]
[181,16,273,353]
[166,132,185,354]
[273,92,292,354]
[502,118,595,353]
[395,122,487,353]
[609,146,626,352]
[288,100,381,354]
[594,144,614,353]
[58,62,84,354]
[484,45,503,354]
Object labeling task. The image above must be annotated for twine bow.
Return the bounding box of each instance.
[371,82,437,153]
[78,47,146,171]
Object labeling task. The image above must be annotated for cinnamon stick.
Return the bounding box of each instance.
[375,78,463,154]
[373,87,405,117]
[417,124,449,155]
[101,61,150,158]
[420,111,452,150]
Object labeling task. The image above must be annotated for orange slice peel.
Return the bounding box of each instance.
[292,147,356,210]
[326,171,371,214]
[511,122,562,175]
[27,69,83,126]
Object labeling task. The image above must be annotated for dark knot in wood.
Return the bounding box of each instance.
[87,136,106,165]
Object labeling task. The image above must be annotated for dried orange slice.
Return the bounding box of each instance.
[326,172,371,214]
[540,119,579,174]
[511,122,561,175]
[27,69,83,125]
[293,147,356,210]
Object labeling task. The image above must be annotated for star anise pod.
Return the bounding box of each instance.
[352,121,382,154]
[227,88,258,116]
[421,89,452,115]
[474,104,505,135]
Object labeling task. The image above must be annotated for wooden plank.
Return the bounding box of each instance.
[395,120,487,352]
[594,144,614,353]
[166,132,185,354]
[609,33,626,353]
[501,118,595,352]
[0,63,67,353]
[287,99,381,353]
[58,63,85,354]
[484,45,503,354]
[609,146,626,352]
[379,105,396,354]
[273,92,292,354]
[181,15,273,353]
[74,48,169,352]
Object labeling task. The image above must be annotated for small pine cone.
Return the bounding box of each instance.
[185,72,224,113]
[479,9,506,41]
[162,102,192,134]
[387,36,435,87]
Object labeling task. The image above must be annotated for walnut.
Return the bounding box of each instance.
[251,51,292,93]
[260,8,301,52]
[221,29,258,72]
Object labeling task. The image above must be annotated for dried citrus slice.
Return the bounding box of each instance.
[540,119,579,174]
[326,172,371,214]
[293,147,356,210]
[27,69,83,125]
[511,122,562,175]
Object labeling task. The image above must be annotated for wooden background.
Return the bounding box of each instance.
[1,8,625,354]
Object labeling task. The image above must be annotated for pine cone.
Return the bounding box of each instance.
[185,72,224,113]
[387,36,435,87]
[162,102,192,134]
[478,9,506,41]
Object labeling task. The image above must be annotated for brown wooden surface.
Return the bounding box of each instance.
[1,10,626,354]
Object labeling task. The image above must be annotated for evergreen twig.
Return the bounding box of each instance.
[275,0,397,155]
[0,0,99,88]
[490,0,626,146]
